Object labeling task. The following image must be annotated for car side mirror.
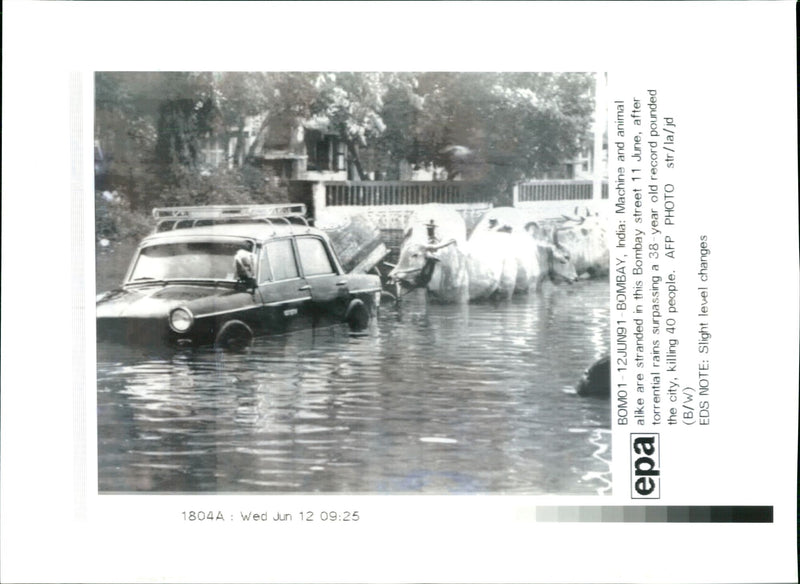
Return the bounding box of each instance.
[235,276,256,292]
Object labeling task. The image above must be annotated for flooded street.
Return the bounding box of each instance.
[97,280,611,494]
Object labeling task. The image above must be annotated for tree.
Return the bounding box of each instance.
[150,72,221,171]
[370,73,426,177]
[401,72,595,192]
[213,72,275,166]
[95,71,596,210]
[95,72,277,212]
[95,72,164,207]
[307,72,390,180]
[154,96,216,168]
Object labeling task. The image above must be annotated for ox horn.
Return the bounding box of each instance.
[552,226,565,244]
[425,238,457,252]
[561,214,585,225]
[571,215,586,225]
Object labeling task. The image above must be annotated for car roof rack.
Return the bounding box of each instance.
[152,204,309,232]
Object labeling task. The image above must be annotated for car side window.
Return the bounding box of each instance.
[264,239,299,281]
[258,245,272,283]
[297,237,335,277]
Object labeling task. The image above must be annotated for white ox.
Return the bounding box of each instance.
[471,207,578,293]
[387,205,517,303]
[555,208,609,278]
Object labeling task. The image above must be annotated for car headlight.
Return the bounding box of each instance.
[169,307,194,333]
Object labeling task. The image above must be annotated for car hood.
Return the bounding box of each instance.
[96,283,247,318]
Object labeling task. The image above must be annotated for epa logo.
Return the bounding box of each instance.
[630,433,660,499]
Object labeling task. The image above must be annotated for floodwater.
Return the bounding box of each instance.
[97,280,611,494]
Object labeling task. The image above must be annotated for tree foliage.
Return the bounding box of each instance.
[96,71,596,222]
[407,72,595,190]
[307,72,388,180]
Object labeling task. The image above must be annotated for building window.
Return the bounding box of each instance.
[335,142,346,171]
[307,130,330,171]
[307,130,345,172]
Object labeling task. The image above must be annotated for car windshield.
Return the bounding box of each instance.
[128,240,253,282]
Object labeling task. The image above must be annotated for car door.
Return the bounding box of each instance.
[294,235,350,325]
[255,237,312,334]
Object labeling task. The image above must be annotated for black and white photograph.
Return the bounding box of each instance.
[2,3,797,583]
[95,71,612,494]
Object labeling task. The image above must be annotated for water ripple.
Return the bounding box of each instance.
[98,280,611,493]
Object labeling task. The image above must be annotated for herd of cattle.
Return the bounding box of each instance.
[382,203,611,397]
[386,204,609,302]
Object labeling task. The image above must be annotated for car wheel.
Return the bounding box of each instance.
[345,299,370,332]
[215,320,254,351]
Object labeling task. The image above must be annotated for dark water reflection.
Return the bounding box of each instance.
[97,280,611,494]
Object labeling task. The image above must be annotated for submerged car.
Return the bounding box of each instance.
[96,204,382,349]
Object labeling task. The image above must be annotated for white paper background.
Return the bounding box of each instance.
[2,2,797,583]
